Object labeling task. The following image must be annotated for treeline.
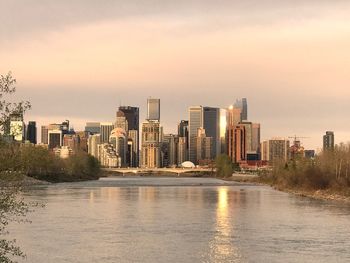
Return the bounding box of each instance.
[262,144,350,195]
[0,140,101,183]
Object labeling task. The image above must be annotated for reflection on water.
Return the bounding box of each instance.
[209,187,242,262]
[8,177,350,263]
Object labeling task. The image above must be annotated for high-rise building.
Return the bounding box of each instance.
[163,134,179,167]
[177,137,188,165]
[118,106,139,130]
[116,106,140,167]
[147,98,160,121]
[100,122,114,143]
[189,106,203,164]
[226,106,242,162]
[63,134,80,152]
[261,138,290,163]
[234,98,248,121]
[110,128,128,167]
[252,123,261,155]
[26,121,37,144]
[220,109,227,154]
[48,130,63,149]
[234,124,246,163]
[61,120,70,133]
[203,107,220,158]
[323,131,335,151]
[227,106,242,127]
[177,120,189,163]
[41,126,49,144]
[195,128,213,163]
[141,121,161,168]
[75,131,88,152]
[88,134,101,158]
[85,122,101,134]
[98,143,120,168]
[178,120,189,138]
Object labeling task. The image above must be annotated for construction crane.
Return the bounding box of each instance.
[288,135,310,159]
[288,135,310,146]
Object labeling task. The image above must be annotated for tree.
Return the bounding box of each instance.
[215,154,233,178]
[0,72,32,262]
[0,72,31,136]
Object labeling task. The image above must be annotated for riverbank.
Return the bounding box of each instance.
[224,174,350,203]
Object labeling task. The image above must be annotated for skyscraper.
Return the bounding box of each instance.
[251,123,261,155]
[234,98,248,121]
[85,122,101,134]
[232,124,246,163]
[178,120,189,141]
[323,131,335,151]
[177,137,188,165]
[88,134,101,158]
[118,106,139,130]
[100,122,114,144]
[26,121,37,144]
[41,125,49,144]
[147,98,160,121]
[226,106,242,162]
[220,109,227,154]
[163,134,179,167]
[203,107,220,158]
[110,128,128,167]
[141,121,161,168]
[48,130,63,149]
[196,128,213,163]
[117,106,140,167]
[189,106,203,164]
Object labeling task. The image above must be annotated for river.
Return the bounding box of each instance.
[9,177,350,263]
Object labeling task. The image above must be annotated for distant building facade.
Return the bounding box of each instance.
[26,121,37,144]
[88,134,101,158]
[85,122,101,134]
[195,128,213,163]
[100,122,114,144]
[141,121,161,168]
[147,98,160,121]
[116,106,140,167]
[163,134,179,167]
[323,131,335,151]
[189,106,203,164]
[261,138,290,163]
[234,98,248,121]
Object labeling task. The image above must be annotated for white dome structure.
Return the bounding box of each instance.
[181,161,195,168]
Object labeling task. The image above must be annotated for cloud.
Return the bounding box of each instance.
[1,1,350,149]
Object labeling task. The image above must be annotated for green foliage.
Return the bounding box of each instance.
[215,154,233,178]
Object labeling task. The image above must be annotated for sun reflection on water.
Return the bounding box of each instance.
[208,187,242,262]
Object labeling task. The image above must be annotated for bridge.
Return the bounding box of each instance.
[102,167,215,176]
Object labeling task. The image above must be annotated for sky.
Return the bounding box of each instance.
[1,0,350,151]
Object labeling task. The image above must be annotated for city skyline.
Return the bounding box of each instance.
[2,0,350,150]
[21,98,340,152]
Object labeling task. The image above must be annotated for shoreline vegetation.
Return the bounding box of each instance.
[216,148,350,203]
[0,142,101,184]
